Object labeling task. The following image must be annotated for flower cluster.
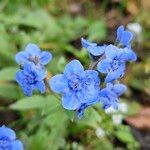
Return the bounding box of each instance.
[0,125,23,150]
[15,25,137,119]
[15,44,52,96]
[49,25,136,118]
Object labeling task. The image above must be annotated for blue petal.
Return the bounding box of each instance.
[23,62,33,74]
[64,60,84,77]
[116,25,133,47]
[49,74,69,94]
[81,70,100,103]
[15,71,24,85]
[0,126,16,140]
[36,81,46,94]
[22,84,33,96]
[97,58,112,73]
[120,48,137,61]
[12,140,23,150]
[81,38,97,49]
[81,85,99,104]
[113,84,127,96]
[130,50,137,61]
[105,45,118,59]
[106,83,113,90]
[105,71,120,83]
[117,25,124,41]
[121,31,133,46]
[40,51,52,65]
[105,71,118,82]
[36,69,47,81]
[119,48,132,61]
[84,70,100,85]
[15,51,29,65]
[105,63,125,82]
[25,43,41,56]
[87,45,105,56]
[62,93,81,110]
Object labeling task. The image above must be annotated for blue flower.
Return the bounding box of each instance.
[15,44,52,67]
[16,62,46,96]
[117,25,133,47]
[81,38,105,57]
[97,45,136,82]
[49,60,100,112]
[0,125,23,150]
[99,83,126,109]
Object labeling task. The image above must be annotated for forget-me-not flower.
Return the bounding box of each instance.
[15,44,52,68]
[81,38,105,57]
[117,25,133,47]
[0,125,23,150]
[99,83,126,109]
[16,62,47,96]
[97,44,136,82]
[49,60,100,114]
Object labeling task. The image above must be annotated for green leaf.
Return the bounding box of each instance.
[0,83,21,99]
[116,126,136,144]
[10,95,46,110]
[0,67,17,81]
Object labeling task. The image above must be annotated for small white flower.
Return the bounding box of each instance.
[118,102,128,113]
[95,127,105,138]
[112,114,123,125]
[105,106,118,114]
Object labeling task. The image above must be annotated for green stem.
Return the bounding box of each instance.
[44,79,61,101]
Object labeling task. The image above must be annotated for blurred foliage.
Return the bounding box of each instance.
[0,0,149,150]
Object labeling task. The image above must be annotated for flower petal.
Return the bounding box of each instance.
[113,84,127,96]
[40,51,52,65]
[87,45,105,56]
[105,63,125,82]
[0,126,16,140]
[121,31,133,46]
[97,58,112,73]
[84,70,100,85]
[62,93,81,110]
[15,51,28,65]
[26,43,41,56]
[80,85,99,104]
[22,84,33,96]
[80,70,100,103]
[36,69,47,81]
[120,48,137,61]
[105,45,117,59]
[15,71,24,85]
[49,74,69,94]
[36,81,46,94]
[105,71,120,83]
[12,140,23,150]
[81,38,97,49]
[117,25,124,40]
[64,60,84,77]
